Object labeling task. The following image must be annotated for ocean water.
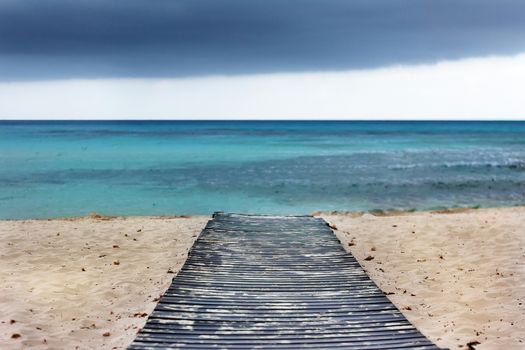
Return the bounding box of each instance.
[0,121,524,219]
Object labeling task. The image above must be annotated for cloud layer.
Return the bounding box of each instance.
[1,54,524,119]
[1,0,525,80]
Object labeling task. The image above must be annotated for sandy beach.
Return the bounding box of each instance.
[1,207,524,349]
[321,207,525,350]
[0,215,209,350]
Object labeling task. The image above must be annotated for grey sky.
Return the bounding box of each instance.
[1,0,525,80]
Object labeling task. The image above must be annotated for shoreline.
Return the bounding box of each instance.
[3,204,525,222]
[1,207,523,349]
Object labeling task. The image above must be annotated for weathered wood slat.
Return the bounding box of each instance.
[129,213,443,350]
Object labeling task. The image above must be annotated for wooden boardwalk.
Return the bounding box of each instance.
[129,213,441,349]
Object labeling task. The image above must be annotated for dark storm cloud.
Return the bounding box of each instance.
[1,0,525,80]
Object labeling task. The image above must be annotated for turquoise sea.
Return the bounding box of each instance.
[0,121,524,219]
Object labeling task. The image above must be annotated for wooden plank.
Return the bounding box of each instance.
[129,213,443,350]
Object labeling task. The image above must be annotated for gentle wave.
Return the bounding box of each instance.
[388,160,525,170]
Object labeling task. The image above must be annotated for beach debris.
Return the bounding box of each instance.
[81,267,86,271]
[371,247,376,251]
[80,323,97,330]
[402,306,412,311]
[364,255,375,261]
[102,332,111,337]
[99,254,106,258]
[348,242,355,246]
[369,209,385,216]
[137,229,142,232]
[439,255,444,260]
[89,212,115,220]
[392,224,398,227]
[10,319,16,324]
[167,269,175,274]
[112,245,120,248]
[113,260,120,265]
[133,312,148,318]
[466,340,481,349]
[11,333,21,339]
[326,222,338,230]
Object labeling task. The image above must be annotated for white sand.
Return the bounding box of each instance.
[1,208,523,350]
[0,215,209,349]
[321,207,525,350]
